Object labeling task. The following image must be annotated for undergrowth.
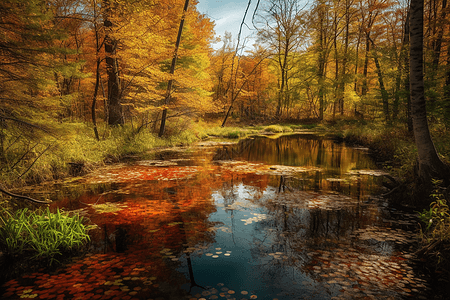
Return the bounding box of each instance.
[417,180,450,272]
[0,120,202,187]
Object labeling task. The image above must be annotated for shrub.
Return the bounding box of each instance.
[418,180,450,244]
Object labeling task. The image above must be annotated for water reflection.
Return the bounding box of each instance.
[1,134,429,300]
[216,134,374,174]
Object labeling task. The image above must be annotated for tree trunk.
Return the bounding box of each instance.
[339,0,350,116]
[103,0,123,126]
[410,0,449,183]
[403,12,413,132]
[92,56,101,141]
[0,117,5,162]
[221,102,233,127]
[374,54,390,123]
[393,11,410,121]
[92,18,102,141]
[333,10,339,119]
[370,41,390,123]
[431,0,447,68]
[159,0,190,137]
[361,36,370,96]
[445,41,450,127]
[317,4,326,121]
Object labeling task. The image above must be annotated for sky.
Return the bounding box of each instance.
[196,0,261,50]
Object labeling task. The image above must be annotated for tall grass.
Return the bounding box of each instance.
[0,207,90,265]
[0,121,201,186]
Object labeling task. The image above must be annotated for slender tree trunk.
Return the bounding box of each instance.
[317,5,326,121]
[221,99,233,127]
[402,11,413,132]
[159,0,190,137]
[333,8,339,119]
[370,39,390,123]
[92,57,101,141]
[427,0,447,112]
[103,0,123,126]
[410,0,449,183]
[393,11,409,121]
[277,52,287,119]
[0,117,5,162]
[339,0,350,116]
[318,60,325,121]
[354,28,361,93]
[361,36,370,96]
[92,16,102,141]
[444,38,450,127]
[431,0,447,68]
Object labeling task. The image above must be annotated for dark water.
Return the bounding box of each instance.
[1,134,429,299]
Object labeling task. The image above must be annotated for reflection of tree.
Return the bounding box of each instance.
[221,135,376,180]
[212,138,256,161]
[169,200,206,293]
[244,167,424,298]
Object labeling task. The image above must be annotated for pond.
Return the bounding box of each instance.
[1,134,430,299]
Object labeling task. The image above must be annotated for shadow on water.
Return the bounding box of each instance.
[0,134,432,299]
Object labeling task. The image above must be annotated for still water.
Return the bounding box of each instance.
[1,134,428,299]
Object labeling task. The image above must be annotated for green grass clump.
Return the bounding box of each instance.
[227,131,240,139]
[0,207,90,265]
[264,125,284,133]
[203,125,252,138]
[264,124,294,133]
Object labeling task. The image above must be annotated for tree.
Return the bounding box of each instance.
[159,0,190,137]
[409,0,450,183]
[311,0,332,121]
[257,0,306,119]
[103,0,123,126]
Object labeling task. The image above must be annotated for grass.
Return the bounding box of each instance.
[0,120,202,186]
[0,207,90,265]
[198,120,257,138]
